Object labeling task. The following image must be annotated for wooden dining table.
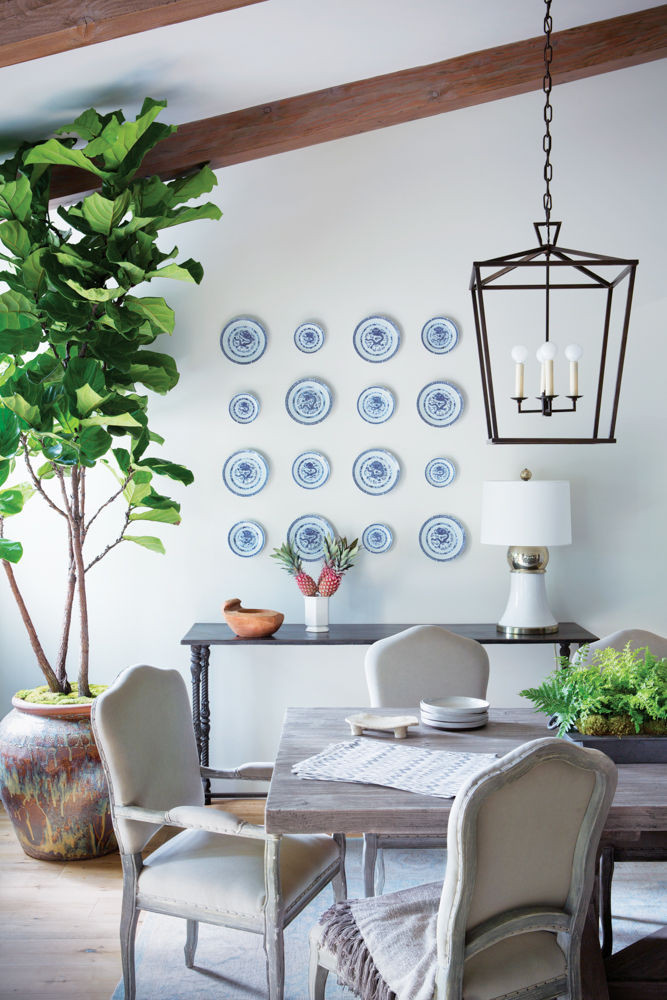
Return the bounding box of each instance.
[265,706,667,999]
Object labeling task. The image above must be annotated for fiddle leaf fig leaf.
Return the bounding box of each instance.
[0,406,21,457]
[0,487,25,515]
[0,290,42,352]
[127,351,179,394]
[0,175,31,223]
[81,192,116,235]
[123,534,165,554]
[138,457,193,485]
[129,506,181,525]
[24,140,109,179]
[145,259,203,284]
[167,164,218,205]
[125,296,174,335]
[79,424,112,462]
[0,220,31,257]
[0,537,23,563]
[64,278,124,302]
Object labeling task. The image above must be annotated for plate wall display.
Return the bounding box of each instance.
[362,523,394,554]
[287,514,335,561]
[353,316,400,363]
[425,457,456,488]
[352,449,400,495]
[417,381,464,427]
[228,520,265,557]
[285,377,333,424]
[294,322,325,354]
[222,449,269,497]
[220,317,267,364]
[292,451,330,490]
[419,515,466,561]
[357,386,395,424]
[228,392,260,424]
[421,317,459,354]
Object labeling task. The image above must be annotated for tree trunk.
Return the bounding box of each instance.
[71,468,90,697]
[1,559,63,693]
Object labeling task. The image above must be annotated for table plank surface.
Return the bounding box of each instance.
[265,707,667,836]
[182,621,598,646]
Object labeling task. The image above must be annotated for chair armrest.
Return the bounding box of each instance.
[115,804,168,825]
[166,804,266,840]
[464,906,571,961]
[200,761,274,782]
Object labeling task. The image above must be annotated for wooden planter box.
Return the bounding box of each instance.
[565,730,667,763]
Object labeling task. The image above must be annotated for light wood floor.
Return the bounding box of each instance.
[0,800,265,1000]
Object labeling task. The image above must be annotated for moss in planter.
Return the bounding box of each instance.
[577,714,636,737]
[643,718,667,736]
[14,683,108,706]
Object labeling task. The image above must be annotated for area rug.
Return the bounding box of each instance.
[111,842,666,999]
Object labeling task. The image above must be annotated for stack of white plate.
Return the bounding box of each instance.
[420,696,490,730]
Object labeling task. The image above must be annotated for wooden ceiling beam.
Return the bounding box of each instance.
[0,0,268,68]
[47,5,667,200]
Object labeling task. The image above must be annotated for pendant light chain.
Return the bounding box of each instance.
[542,0,554,235]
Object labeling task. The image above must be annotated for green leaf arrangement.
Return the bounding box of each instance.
[520,644,667,737]
[0,98,221,698]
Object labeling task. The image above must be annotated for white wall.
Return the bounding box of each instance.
[1,61,665,764]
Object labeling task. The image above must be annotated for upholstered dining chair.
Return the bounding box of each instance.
[310,737,617,1000]
[582,627,667,957]
[91,664,346,1000]
[362,625,490,895]
[583,626,667,661]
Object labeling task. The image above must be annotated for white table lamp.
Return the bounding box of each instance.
[481,472,571,634]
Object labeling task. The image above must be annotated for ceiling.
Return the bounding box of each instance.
[1,0,664,157]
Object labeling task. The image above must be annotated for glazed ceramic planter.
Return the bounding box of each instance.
[304,595,329,632]
[0,698,117,861]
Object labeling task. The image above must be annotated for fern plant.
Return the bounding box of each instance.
[520,643,667,737]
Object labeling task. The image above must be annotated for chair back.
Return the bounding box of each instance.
[437,738,617,994]
[364,625,489,707]
[586,628,667,661]
[92,664,204,855]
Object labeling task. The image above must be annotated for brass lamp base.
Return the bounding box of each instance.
[497,623,560,636]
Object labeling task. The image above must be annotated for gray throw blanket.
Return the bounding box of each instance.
[319,882,442,1000]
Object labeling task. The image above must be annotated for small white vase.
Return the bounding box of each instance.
[304,596,329,632]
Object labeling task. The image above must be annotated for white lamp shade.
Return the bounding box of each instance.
[480,480,572,547]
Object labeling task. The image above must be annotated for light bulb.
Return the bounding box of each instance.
[511,345,529,363]
[536,345,546,363]
[540,341,558,361]
[565,344,583,362]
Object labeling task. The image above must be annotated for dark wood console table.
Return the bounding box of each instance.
[181,621,597,773]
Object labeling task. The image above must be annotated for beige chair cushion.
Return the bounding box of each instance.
[139,829,338,918]
[462,932,566,1000]
[313,895,566,1000]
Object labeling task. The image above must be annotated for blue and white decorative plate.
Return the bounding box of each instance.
[352,449,400,495]
[285,378,333,424]
[220,317,267,365]
[419,515,466,561]
[353,316,401,363]
[357,386,395,424]
[417,381,464,427]
[288,514,335,561]
[228,520,265,557]
[222,450,269,496]
[229,392,260,424]
[421,317,459,355]
[425,457,456,488]
[292,451,330,490]
[294,322,325,354]
[362,523,394,554]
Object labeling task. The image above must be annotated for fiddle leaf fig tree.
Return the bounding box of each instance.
[0,98,221,698]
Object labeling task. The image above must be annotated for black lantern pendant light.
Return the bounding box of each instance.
[470,0,638,445]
